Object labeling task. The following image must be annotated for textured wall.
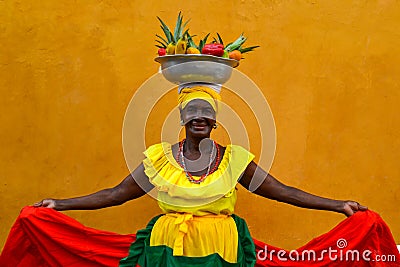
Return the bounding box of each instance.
[1,0,399,251]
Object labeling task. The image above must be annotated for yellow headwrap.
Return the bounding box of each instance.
[178,86,222,112]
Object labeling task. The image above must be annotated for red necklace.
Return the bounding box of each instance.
[176,139,221,184]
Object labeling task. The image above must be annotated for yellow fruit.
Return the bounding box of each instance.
[166,43,176,55]
[186,47,200,54]
[175,39,187,54]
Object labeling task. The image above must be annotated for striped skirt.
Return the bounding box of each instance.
[119,213,256,267]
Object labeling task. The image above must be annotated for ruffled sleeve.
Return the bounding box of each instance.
[143,142,183,193]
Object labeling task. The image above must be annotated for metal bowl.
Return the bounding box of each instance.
[155,55,239,85]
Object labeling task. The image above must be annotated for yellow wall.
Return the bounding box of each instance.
[1,0,399,250]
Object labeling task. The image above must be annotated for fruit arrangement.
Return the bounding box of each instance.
[155,12,259,62]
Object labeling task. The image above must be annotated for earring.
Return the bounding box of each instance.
[213,123,218,129]
[180,120,184,126]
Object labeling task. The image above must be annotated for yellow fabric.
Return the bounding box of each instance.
[150,213,238,263]
[143,142,255,215]
[144,142,253,263]
[178,86,222,111]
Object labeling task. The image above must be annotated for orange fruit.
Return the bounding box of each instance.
[228,50,242,61]
[186,47,200,54]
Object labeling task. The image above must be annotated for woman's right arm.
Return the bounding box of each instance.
[33,163,154,211]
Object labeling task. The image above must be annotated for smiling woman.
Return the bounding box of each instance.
[1,1,400,266]
[41,82,366,265]
[1,81,399,267]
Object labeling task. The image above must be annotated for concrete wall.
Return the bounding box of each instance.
[1,0,399,250]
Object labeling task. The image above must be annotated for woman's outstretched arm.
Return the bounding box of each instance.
[239,161,367,217]
[33,163,153,211]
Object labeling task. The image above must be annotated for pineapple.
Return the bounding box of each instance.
[175,38,186,54]
[156,12,189,55]
[166,43,176,55]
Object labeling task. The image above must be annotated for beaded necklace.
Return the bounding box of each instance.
[177,139,220,184]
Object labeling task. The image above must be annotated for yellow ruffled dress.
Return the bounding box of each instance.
[119,142,257,267]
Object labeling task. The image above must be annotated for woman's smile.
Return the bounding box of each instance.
[189,119,210,131]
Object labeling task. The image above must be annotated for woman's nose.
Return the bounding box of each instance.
[193,117,206,122]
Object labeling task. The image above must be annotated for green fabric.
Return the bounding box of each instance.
[119,214,256,267]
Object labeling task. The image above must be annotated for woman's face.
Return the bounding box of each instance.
[180,99,216,138]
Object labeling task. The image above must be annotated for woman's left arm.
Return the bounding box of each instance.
[239,161,367,217]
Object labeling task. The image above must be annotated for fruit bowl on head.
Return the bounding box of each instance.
[155,54,239,85]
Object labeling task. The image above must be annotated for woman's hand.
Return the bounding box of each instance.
[341,201,368,217]
[33,199,57,209]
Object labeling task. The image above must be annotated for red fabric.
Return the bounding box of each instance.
[0,207,135,267]
[253,211,400,266]
[1,207,399,267]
